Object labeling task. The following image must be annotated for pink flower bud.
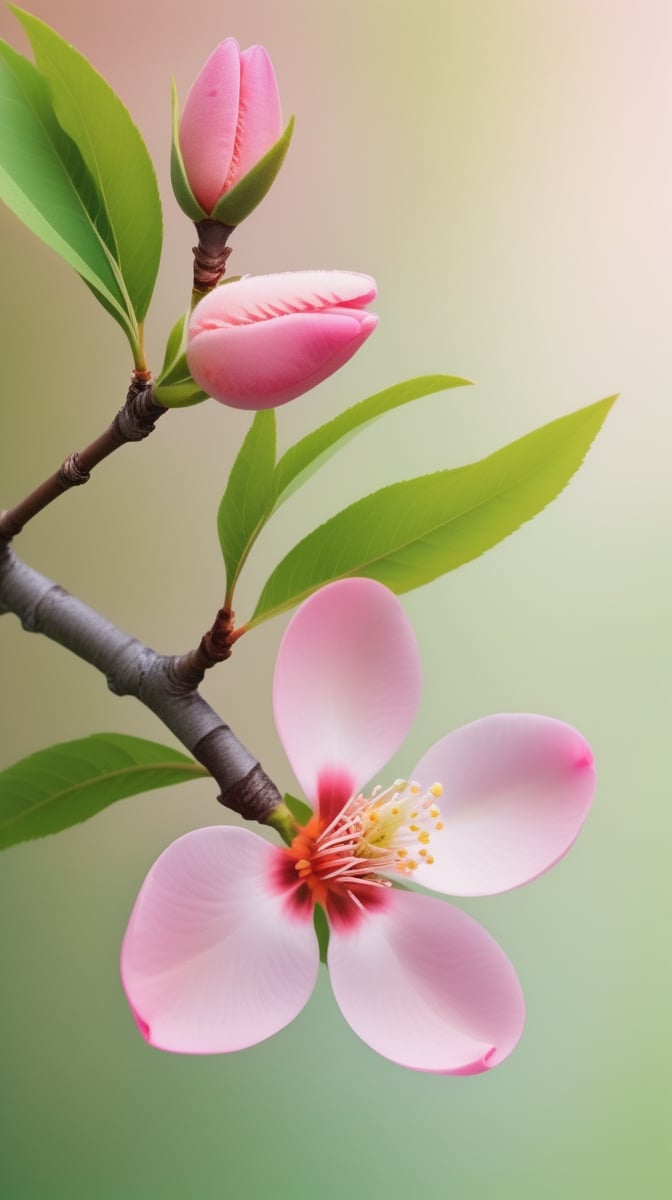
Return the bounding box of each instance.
[180,39,283,215]
[187,271,378,410]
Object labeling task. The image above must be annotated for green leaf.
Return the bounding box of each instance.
[0,41,134,342]
[313,905,330,964]
[0,733,209,850]
[283,792,312,825]
[14,6,162,325]
[160,313,187,376]
[219,376,468,606]
[153,350,209,408]
[249,396,616,625]
[271,374,471,510]
[218,410,276,598]
[211,117,295,226]
[170,78,207,221]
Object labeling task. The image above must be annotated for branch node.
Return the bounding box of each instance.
[192,219,235,293]
[59,452,90,487]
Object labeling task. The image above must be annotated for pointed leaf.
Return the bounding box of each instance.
[218,410,276,596]
[160,314,187,376]
[211,116,295,226]
[220,376,469,605]
[270,375,471,510]
[0,41,134,341]
[0,733,209,850]
[249,396,616,625]
[14,7,163,323]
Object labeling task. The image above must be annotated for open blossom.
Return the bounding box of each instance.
[121,579,595,1073]
[187,270,378,409]
[179,38,283,214]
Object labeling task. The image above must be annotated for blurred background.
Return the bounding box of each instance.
[1,1,670,1196]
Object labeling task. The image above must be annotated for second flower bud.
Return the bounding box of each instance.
[187,271,378,410]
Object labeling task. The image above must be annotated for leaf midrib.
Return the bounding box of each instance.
[0,759,208,830]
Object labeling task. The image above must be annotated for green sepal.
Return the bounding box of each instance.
[313,905,330,965]
[170,78,207,221]
[154,349,209,408]
[283,792,312,826]
[210,116,295,226]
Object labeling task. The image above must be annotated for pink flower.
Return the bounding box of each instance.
[121,579,595,1073]
[179,38,283,215]
[187,270,378,410]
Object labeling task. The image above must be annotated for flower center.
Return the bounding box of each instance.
[285,779,444,916]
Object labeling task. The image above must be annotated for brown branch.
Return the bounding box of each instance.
[168,608,248,689]
[0,374,167,543]
[192,219,235,296]
[0,544,290,833]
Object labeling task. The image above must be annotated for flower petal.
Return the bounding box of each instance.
[180,39,241,213]
[190,270,377,328]
[120,827,319,1053]
[188,308,377,410]
[328,889,524,1073]
[226,45,283,188]
[413,714,595,896]
[273,579,422,817]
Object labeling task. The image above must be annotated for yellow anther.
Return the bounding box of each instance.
[430,783,443,798]
[410,784,420,795]
[419,848,427,857]
[429,806,440,819]
[368,811,378,822]
[410,811,418,819]
[406,860,418,872]
[418,831,430,845]
[397,848,407,858]
[391,806,400,816]
[426,855,435,865]
[435,821,444,831]
[409,824,419,833]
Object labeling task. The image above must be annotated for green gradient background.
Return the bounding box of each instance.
[1,1,670,1197]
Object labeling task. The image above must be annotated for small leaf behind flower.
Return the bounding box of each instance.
[249,396,616,625]
[0,733,208,850]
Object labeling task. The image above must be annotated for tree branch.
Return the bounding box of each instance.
[0,544,288,831]
[0,375,167,543]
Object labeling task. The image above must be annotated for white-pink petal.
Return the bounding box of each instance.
[227,45,283,187]
[273,578,422,816]
[328,889,524,1074]
[413,714,595,897]
[189,270,377,329]
[120,827,319,1054]
[180,39,241,213]
[188,309,376,410]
